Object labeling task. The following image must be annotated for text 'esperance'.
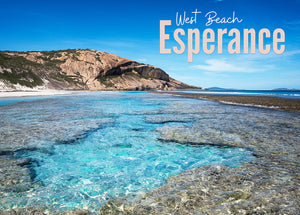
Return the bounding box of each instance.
[160,10,285,62]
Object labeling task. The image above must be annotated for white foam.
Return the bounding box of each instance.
[219,101,279,109]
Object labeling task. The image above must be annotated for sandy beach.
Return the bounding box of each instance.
[159,92,300,112]
[0,90,81,98]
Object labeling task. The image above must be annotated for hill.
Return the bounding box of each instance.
[0,49,200,91]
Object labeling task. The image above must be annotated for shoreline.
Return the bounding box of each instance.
[2,90,300,113]
[158,92,300,112]
[0,89,202,98]
[0,88,204,98]
[0,90,84,98]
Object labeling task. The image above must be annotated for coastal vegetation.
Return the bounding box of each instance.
[0,49,197,91]
[0,52,43,87]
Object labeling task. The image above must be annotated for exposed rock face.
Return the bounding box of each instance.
[0,49,200,91]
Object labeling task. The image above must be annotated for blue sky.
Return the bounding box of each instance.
[0,0,299,89]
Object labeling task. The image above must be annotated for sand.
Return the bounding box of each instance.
[0,90,79,98]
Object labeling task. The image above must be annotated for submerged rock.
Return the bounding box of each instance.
[0,93,299,214]
[100,162,299,214]
[100,97,300,214]
[0,98,114,152]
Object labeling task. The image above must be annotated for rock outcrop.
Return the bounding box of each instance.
[0,49,200,91]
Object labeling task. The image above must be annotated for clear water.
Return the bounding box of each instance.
[0,96,45,106]
[0,92,255,211]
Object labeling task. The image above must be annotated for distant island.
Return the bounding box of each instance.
[272,88,300,91]
[0,49,201,91]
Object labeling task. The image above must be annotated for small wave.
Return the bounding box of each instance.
[219,101,279,109]
[282,94,300,97]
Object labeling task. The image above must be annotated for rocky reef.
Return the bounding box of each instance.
[0,49,200,91]
[161,92,300,112]
[100,96,300,215]
[0,93,299,214]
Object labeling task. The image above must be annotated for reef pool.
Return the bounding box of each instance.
[0,91,276,212]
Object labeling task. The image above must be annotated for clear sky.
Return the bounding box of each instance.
[0,0,299,89]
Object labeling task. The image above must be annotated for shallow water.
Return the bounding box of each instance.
[0,92,256,211]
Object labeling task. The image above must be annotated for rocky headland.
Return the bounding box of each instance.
[0,49,200,91]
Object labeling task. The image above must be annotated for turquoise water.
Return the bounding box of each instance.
[0,96,45,106]
[0,92,255,211]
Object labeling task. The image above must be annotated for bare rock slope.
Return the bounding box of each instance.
[0,49,200,91]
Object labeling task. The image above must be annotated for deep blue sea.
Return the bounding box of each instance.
[0,91,260,211]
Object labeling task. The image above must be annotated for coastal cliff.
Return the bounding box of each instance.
[0,49,200,91]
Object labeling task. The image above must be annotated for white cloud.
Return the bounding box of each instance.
[136,58,147,63]
[191,59,265,73]
[284,49,300,56]
[238,49,300,62]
